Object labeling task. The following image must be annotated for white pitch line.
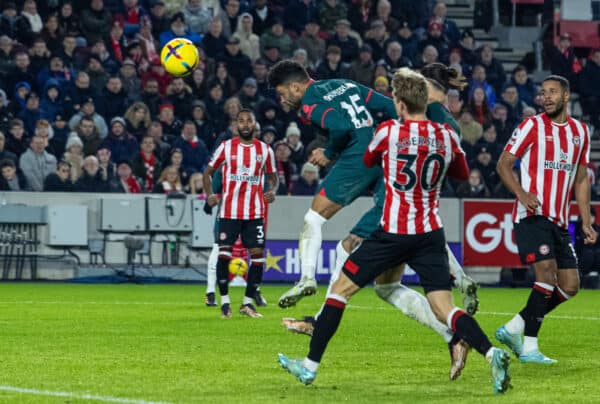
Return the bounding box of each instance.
[0,385,172,404]
[0,301,598,321]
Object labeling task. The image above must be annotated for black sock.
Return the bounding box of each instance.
[308,297,346,363]
[245,263,263,300]
[449,309,492,356]
[216,256,230,297]
[520,283,552,337]
[545,287,569,314]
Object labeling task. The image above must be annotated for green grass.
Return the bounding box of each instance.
[0,284,599,403]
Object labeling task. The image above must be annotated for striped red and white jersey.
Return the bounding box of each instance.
[364,119,463,235]
[504,112,590,228]
[209,137,276,220]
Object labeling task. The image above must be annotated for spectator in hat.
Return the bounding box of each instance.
[110,159,142,193]
[239,77,263,111]
[477,44,506,95]
[69,96,110,138]
[219,36,252,87]
[5,119,27,157]
[432,1,460,45]
[218,0,241,38]
[63,134,85,182]
[80,0,112,44]
[132,134,162,192]
[182,0,212,34]
[43,160,73,192]
[327,19,359,64]
[124,102,152,141]
[319,0,348,32]
[348,44,376,86]
[40,80,64,123]
[550,32,582,89]
[86,55,110,94]
[260,19,296,59]
[249,0,277,36]
[172,120,209,173]
[284,0,318,35]
[0,3,19,39]
[101,117,139,163]
[20,135,57,192]
[470,144,498,188]
[297,17,326,69]
[291,162,319,196]
[455,168,491,198]
[202,17,228,59]
[8,81,31,117]
[18,92,44,137]
[373,75,390,97]
[74,155,110,192]
[97,76,129,124]
[364,19,389,63]
[166,77,194,121]
[149,0,170,39]
[0,158,29,191]
[316,44,349,80]
[260,125,277,147]
[159,11,202,48]
[262,43,282,67]
[285,122,305,167]
[580,48,600,133]
[418,18,449,63]
[475,123,502,162]
[233,12,260,62]
[158,103,183,140]
[50,113,70,155]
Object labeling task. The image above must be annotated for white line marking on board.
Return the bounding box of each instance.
[0,385,172,404]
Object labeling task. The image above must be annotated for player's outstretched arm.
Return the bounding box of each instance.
[574,164,597,244]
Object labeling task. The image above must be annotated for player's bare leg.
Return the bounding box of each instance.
[447,244,479,315]
[278,194,343,308]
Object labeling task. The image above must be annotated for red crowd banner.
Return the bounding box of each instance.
[462,199,599,267]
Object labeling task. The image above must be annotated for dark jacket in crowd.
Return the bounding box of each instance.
[43,173,73,192]
[171,136,209,173]
[74,171,110,192]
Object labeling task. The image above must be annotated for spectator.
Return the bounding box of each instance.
[319,0,347,33]
[493,168,519,199]
[68,97,109,139]
[455,168,491,198]
[498,83,527,130]
[110,160,142,193]
[63,134,85,182]
[292,48,314,77]
[74,155,109,192]
[202,17,227,59]
[291,161,319,195]
[0,3,19,39]
[20,135,57,191]
[219,36,252,88]
[478,45,506,95]
[252,59,272,99]
[550,32,582,89]
[153,165,183,194]
[257,98,284,136]
[89,39,120,76]
[97,76,129,124]
[458,29,477,67]
[124,102,152,141]
[0,158,28,191]
[448,48,471,80]
[285,122,305,168]
[260,19,295,59]
[147,121,171,162]
[327,19,359,64]
[316,45,349,80]
[159,12,202,48]
[346,0,372,37]
[8,81,31,117]
[475,123,502,162]
[468,86,493,127]
[172,120,209,174]
[190,100,214,149]
[418,19,449,64]
[97,147,116,182]
[238,77,263,111]
[119,60,141,101]
[17,0,42,46]
[213,96,241,145]
[41,14,61,54]
[261,125,277,147]
[158,103,183,140]
[149,0,169,39]
[50,113,70,155]
[76,116,103,156]
[140,79,162,118]
[132,135,162,192]
[470,145,498,189]
[57,33,79,72]
[101,117,139,163]
[394,20,418,64]
[6,52,36,96]
[510,64,536,107]
[64,71,96,118]
[284,0,319,36]
[297,17,325,69]
[182,0,212,35]
[459,108,483,146]
[273,140,295,195]
[469,64,496,107]
[5,119,27,157]
[432,1,460,45]
[58,2,80,38]
[40,80,63,123]
[262,44,283,68]
[348,44,375,86]
[373,75,390,97]
[219,0,241,39]
[375,0,399,34]
[168,147,192,186]
[0,131,17,163]
[18,92,43,137]
[0,35,14,75]
[233,13,260,62]
[380,41,412,77]
[189,172,205,195]
[365,19,389,63]
[136,16,159,63]
[491,103,512,145]
[203,82,226,133]
[249,0,277,36]
[29,38,51,78]
[579,48,600,133]
[80,0,112,44]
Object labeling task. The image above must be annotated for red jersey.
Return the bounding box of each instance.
[504,113,590,228]
[209,137,276,220]
[364,119,464,235]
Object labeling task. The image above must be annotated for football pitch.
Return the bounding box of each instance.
[1,284,599,404]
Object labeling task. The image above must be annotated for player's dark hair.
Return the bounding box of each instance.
[421,63,467,93]
[237,108,255,119]
[267,60,310,88]
[543,75,570,92]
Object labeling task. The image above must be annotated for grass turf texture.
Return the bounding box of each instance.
[0,284,599,403]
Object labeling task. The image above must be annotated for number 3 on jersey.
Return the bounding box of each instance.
[340,94,373,129]
[393,153,446,191]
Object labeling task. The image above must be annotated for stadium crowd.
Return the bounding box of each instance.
[0,0,598,199]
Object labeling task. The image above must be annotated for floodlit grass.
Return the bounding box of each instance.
[0,284,599,403]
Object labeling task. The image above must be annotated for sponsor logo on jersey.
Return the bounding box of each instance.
[573,136,580,145]
[539,244,550,255]
[256,155,263,162]
[543,160,575,172]
[227,173,261,184]
[323,82,356,101]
